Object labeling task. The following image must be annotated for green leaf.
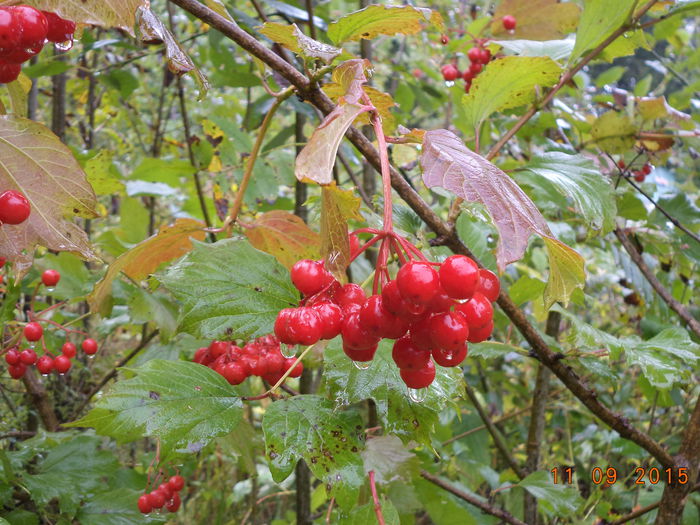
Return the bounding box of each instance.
[159,238,299,340]
[76,489,166,525]
[570,0,637,62]
[543,237,586,309]
[520,152,617,233]
[414,479,478,524]
[262,395,364,509]
[67,360,243,456]
[130,158,196,183]
[600,30,649,61]
[590,111,636,153]
[493,38,575,61]
[462,57,562,131]
[83,151,125,196]
[19,0,145,35]
[258,22,341,63]
[323,339,463,445]
[338,498,401,524]
[327,5,444,45]
[518,471,584,515]
[360,435,419,483]
[22,60,73,78]
[491,0,580,41]
[469,342,526,360]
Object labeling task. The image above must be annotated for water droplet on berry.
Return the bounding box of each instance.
[408,387,427,403]
[58,372,65,376]
[445,80,454,87]
[46,286,55,293]
[280,343,296,358]
[41,372,49,377]
[87,354,95,360]
[55,39,74,51]
[352,360,371,370]
[28,341,36,349]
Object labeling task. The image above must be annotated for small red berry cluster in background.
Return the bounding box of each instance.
[617,159,654,183]
[137,475,185,514]
[0,6,76,84]
[273,251,499,391]
[0,189,31,225]
[194,335,303,386]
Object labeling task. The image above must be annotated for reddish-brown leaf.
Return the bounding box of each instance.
[245,211,321,269]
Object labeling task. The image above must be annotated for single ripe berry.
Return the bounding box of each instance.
[284,357,304,378]
[642,162,653,175]
[42,11,76,43]
[41,269,60,287]
[342,342,378,362]
[82,338,98,355]
[359,295,409,339]
[0,59,21,84]
[157,483,174,499]
[23,322,43,342]
[462,69,475,83]
[441,64,459,81]
[349,233,361,259]
[426,287,454,313]
[476,268,500,302]
[408,315,435,351]
[290,259,333,296]
[400,360,436,389]
[137,494,152,514]
[381,279,425,320]
[54,354,71,374]
[429,311,469,352]
[274,308,295,343]
[0,10,20,52]
[440,34,449,45]
[478,48,491,63]
[61,342,77,358]
[617,159,626,170]
[19,348,37,365]
[3,42,42,64]
[0,190,31,224]
[221,361,247,385]
[456,292,493,330]
[634,171,645,183]
[208,340,229,358]
[286,307,323,345]
[4,348,20,365]
[166,492,181,512]
[468,320,494,343]
[502,14,517,31]
[334,283,367,310]
[392,336,431,370]
[469,62,483,75]
[8,363,26,379]
[147,490,166,509]
[10,6,48,48]
[36,355,54,375]
[168,475,185,492]
[439,255,480,300]
[312,302,343,340]
[396,261,440,305]
[467,47,481,62]
[432,344,468,367]
[341,312,379,351]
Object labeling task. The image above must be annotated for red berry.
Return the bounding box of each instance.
[502,14,517,31]
[61,342,77,358]
[400,360,436,389]
[36,355,53,375]
[426,287,455,313]
[429,312,469,352]
[342,342,377,362]
[334,283,367,310]
[137,494,152,514]
[41,269,60,287]
[0,256,5,268]
[464,82,472,94]
[468,320,494,343]
[341,312,380,351]
[168,475,185,492]
[3,41,42,64]
[617,159,626,170]
[274,308,295,343]
[409,314,435,351]
[193,347,209,364]
[23,322,43,342]
[10,6,47,48]
[284,357,303,378]
[147,490,166,509]
[287,307,323,345]
[456,292,493,330]
[432,344,468,367]
[81,338,98,355]
[467,47,481,62]
[9,363,26,379]
[349,233,361,259]
[290,259,333,296]
[469,62,483,75]
[166,491,181,512]
[221,362,247,385]
[397,261,440,305]
[312,302,343,340]
[441,64,459,81]
[265,350,286,375]
[158,483,174,499]
[440,34,449,45]
[19,348,37,365]
[359,295,409,339]
[462,69,475,83]
[54,354,71,374]
[0,190,30,224]
[208,340,229,358]
[476,268,500,302]
[0,59,19,83]
[42,11,76,44]
[381,279,425,320]
[0,10,20,53]
[4,348,20,365]
[478,48,491,63]
[439,255,480,300]
[392,336,431,370]
[642,162,653,175]
[634,171,645,183]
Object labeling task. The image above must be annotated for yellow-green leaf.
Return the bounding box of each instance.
[258,22,341,64]
[88,218,206,315]
[570,0,638,62]
[321,185,362,280]
[327,5,444,45]
[491,0,581,41]
[590,111,636,153]
[462,56,562,131]
[543,237,585,309]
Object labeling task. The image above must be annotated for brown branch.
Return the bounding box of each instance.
[167,0,674,470]
[420,471,526,525]
[612,483,700,525]
[21,368,59,431]
[615,228,700,339]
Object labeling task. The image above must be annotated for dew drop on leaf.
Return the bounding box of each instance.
[408,387,428,403]
[280,343,297,358]
[352,360,371,370]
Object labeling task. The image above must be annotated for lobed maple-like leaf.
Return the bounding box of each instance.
[0,116,98,275]
[491,0,580,41]
[258,22,342,64]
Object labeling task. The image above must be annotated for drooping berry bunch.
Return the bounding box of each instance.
[194,335,303,386]
[0,189,31,225]
[137,474,185,514]
[274,234,500,391]
[0,6,76,84]
[618,159,654,183]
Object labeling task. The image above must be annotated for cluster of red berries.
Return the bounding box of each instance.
[0,189,31,225]
[4,332,98,379]
[0,5,76,84]
[194,335,303,386]
[275,255,499,390]
[137,475,185,514]
[618,159,653,183]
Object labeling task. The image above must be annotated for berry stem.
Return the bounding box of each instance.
[368,99,394,233]
[242,342,316,401]
[368,470,386,525]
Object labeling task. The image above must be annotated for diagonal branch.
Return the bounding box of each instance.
[167,0,673,469]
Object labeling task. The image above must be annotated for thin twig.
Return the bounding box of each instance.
[612,483,700,524]
[368,471,386,525]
